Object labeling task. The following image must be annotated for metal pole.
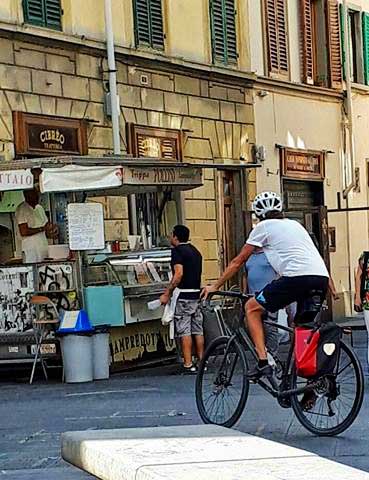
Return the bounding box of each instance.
[104,0,121,155]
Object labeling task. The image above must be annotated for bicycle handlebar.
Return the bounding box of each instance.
[204,290,253,302]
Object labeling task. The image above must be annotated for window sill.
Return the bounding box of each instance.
[351,83,369,94]
[23,21,62,33]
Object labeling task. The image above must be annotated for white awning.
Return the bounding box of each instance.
[40,165,123,193]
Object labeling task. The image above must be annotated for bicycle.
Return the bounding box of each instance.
[195,290,364,436]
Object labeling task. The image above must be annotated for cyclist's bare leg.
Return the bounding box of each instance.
[246,297,267,360]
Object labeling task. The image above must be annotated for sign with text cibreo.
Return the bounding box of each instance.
[13,112,88,156]
[0,169,33,192]
[282,149,325,180]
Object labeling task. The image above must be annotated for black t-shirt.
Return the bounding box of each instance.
[171,243,202,299]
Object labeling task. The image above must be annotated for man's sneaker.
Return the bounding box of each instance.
[247,363,274,382]
[181,364,197,375]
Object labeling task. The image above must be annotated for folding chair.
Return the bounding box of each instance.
[29,295,59,385]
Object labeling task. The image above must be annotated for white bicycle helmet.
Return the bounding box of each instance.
[252,191,283,218]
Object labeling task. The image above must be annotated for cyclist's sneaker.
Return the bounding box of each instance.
[247,363,274,381]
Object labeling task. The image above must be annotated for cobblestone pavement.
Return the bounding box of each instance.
[0,331,367,479]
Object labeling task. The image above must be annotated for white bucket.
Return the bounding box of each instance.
[92,332,110,380]
[60,334,93,383]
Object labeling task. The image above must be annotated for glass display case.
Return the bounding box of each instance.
[84,249,172,324]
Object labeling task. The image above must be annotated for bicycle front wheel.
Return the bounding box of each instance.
[195,336,249,428]
[291,340,364,436]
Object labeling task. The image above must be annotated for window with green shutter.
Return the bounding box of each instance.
[210,0,238,65]
[23,0,62,30]
[133,0,164,50]
[362,13,369,85]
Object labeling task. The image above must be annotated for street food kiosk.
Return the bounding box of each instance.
[0,156,203,371]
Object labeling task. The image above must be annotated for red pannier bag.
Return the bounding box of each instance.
[295,323,341,378]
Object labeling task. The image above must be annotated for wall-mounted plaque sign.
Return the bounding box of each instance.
[13,112,88,157]
[281,148,325,180]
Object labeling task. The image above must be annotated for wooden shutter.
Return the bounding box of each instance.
[134,0,151,46]
[276,0,289,74]
[300,0,314,84]
[149,0,164,50]
[23,0,61,29]
[210,0,237,64]
[362,12,369,85]
[134,0,164,49]
[45,0,62,30]
[224,0,238,62]
[327,0,342,89]
[265,0,289,76]
[23,0,45,27]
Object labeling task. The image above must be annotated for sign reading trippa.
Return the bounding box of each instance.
[122,166,203,186]
[0,169,33,192]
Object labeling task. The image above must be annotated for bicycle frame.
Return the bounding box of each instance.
[216,294,322,399]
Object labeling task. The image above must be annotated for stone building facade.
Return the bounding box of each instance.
[0,0,256,283]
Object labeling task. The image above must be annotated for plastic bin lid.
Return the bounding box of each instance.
[57,310,95,334]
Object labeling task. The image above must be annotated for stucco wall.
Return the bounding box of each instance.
[253,90,369,317]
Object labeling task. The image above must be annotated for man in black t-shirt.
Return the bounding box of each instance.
[160,225,203,374]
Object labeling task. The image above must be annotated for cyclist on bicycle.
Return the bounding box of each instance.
[202,191,330,380]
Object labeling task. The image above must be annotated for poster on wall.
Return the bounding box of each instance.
[0,267,34,333]
[67,203,105,251]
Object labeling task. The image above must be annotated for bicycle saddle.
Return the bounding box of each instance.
[295,289,325,325]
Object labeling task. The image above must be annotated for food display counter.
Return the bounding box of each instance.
[83,248,171,325]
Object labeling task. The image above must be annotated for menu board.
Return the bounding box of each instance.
[67,203,105,250]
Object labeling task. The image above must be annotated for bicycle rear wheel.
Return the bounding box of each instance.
[195,336,249,428]
[291,340,364,436]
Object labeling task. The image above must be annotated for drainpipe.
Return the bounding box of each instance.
[341,0,355,312]
[104,0,121,155]
[104,1,138,233]
[342,0,356,199]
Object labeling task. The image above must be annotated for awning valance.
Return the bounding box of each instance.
[40,165,123,193]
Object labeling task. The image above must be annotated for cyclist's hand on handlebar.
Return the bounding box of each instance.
[201,284,218,300]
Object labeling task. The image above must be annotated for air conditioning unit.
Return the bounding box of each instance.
[252,145,266,163]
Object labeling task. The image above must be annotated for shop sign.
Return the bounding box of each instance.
[109,320,175,367]
[282,149,324,180]
[122,166,202,186]
[128,124,182,161]
[0,266,34,333]
[13,112,88,156]
[0,169,33,191]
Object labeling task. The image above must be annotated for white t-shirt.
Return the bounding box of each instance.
[15,202,49,263]
[246,218,329,278]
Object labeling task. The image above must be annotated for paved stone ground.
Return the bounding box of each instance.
[0,331,368,479]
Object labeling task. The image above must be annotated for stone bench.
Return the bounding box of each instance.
[61,425,369,480]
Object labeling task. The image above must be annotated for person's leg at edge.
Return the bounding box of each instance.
[181,336,193,367]
[364,309,369,372]
[246,297,267,360]
[194,334,204,362]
